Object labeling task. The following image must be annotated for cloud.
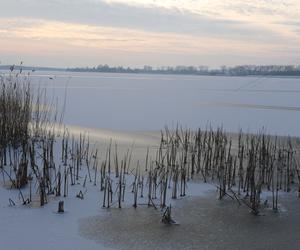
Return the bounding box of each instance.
[0,18,286,50]
[102,0,300,20]
[0,0,300,66]
[0,18,255,52]
[0,17,298,61]
[101,0,300,41]
[0,0,295,42]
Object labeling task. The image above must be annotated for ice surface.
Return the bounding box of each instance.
[79,192,300,250]
[22,71,300,136]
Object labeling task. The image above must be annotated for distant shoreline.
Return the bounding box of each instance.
[1,65,300,78]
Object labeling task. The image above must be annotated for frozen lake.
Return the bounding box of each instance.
[1,70,300,250]
[20,71,300,136]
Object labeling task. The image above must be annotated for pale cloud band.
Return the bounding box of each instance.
[0,0,299,67]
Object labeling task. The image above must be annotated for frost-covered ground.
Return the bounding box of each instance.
[0,174,216,250]
[0,129,215,250]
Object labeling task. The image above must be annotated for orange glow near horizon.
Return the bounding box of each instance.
[0,18,286,52]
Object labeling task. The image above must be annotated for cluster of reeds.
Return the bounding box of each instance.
[96,126,299,215]
[0,68,65,207]
[0,69,35,194]
[100,142,131,208]
[155,126,300,214]
[0,68,32,149]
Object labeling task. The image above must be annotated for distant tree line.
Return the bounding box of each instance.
[67,64,300,76]
[1,64,300,77]
[223,65,300,76]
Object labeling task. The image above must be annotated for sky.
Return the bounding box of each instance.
[0,0,300,68]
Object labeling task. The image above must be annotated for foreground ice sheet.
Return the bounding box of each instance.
[80,193,300,250]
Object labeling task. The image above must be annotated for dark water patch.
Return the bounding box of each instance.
[208,102,300,112]
[200,88,300,93]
